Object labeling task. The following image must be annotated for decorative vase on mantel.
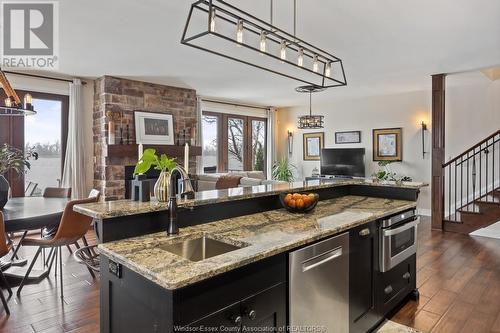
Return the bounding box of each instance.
[0,175,9,209]
[154,170,171,202]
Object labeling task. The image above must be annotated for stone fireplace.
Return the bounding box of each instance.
[93,76,198,201]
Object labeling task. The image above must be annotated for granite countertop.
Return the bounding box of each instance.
[98,195,417,290]
[75,178,426,219]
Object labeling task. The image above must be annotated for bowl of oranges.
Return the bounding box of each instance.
[279,192,319,213]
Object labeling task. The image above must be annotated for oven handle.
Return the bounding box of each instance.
[383,217,420,236]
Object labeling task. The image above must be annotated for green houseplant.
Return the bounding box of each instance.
[134,148,177,202]
[372,161,412,184]
[0,144,38,208]
[272,158,296,182]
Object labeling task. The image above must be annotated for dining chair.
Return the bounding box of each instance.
[16,193,99,299]
[41,187,73,253]
[0,212,13,315]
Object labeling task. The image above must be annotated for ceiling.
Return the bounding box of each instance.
[55,0,500,107]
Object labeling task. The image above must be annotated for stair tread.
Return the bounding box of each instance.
[458,203,481,214]
[476,194,500,204]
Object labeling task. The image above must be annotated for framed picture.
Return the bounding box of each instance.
[303,132,324,161]
[335,131,361,144]
[134,111,174,145]
[373,128,402,161]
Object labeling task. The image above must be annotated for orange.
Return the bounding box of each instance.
[296,199,304,209]
[288,199,296,208]
[303,196,311,207]
[284,194,291,204]
[292,193,301,200]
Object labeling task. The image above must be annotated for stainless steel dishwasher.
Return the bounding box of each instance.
[289,232,349,333]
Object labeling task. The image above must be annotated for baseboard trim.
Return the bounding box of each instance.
[418,208,431,217]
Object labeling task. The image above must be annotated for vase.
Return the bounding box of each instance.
[154,171,171,202]
[0,175,9,209]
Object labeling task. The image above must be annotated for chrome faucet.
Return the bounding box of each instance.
[167,165,195,235]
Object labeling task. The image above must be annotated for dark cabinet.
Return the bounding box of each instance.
[241,283,286,331]
[183,283,286,332]
[183,302,242,332]
[100,254,287,333]
[349,221,382,333]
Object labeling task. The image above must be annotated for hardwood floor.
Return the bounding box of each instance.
[0,217,499,332]
[0,232,99,333]
[392,216,500,332]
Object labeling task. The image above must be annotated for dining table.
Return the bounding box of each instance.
[1,196,69,280]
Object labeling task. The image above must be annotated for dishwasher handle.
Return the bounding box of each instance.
[302,247,343,272]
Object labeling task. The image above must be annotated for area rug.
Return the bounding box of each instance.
[469,220,500,240]
[376,320,422,333]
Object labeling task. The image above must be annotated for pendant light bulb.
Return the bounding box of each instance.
[209,8,216,32]
[236,19,244,45]
[312,54,319,73]
[259,31,267,53]
[280,40,287,61]
[4,97,11,108]
[297,48,304,67]
[325,62,332,77]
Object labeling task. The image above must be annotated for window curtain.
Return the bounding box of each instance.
[266,108,276,179]
[196,96,203,175]
[62,79,87,198]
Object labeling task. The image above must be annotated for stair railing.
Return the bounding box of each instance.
[442,130,500,222]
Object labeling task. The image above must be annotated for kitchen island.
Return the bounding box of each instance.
[75,180,425,333]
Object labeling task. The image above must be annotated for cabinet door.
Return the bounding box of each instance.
[241,283,286,332]
[182,302,242,332]
[349,221,381,333]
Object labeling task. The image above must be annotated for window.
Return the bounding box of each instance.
[201,112,267,175]
[25,98,65,195]
[0,90,68,197]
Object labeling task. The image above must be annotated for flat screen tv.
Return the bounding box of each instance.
[320,148,366,178]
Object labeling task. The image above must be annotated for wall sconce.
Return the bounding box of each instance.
[287,130,293,155]
[421,121,427,159]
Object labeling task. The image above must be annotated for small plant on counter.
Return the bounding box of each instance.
[272,157,296,182]
[372,161,412,183]
[133,148,177,175]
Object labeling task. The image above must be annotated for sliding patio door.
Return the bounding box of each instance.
[0,90,68,197]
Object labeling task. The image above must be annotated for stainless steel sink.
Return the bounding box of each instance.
[159,236,243,262]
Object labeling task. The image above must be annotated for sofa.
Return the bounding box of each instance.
[196,171,286,191]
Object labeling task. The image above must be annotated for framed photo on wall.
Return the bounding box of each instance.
[134,111,174,145]
[303,132,324,161]
[372,128,402,161]
[335,131,361,144]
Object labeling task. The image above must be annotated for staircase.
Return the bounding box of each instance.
[442,130,500,234]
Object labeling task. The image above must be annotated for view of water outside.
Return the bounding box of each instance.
[24,99,62,195]
[202,115,218,173]
[227,117,244,171]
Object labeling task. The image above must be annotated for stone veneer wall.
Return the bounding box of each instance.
[93,76,197,201]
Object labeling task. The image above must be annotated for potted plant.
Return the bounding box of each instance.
[0,144,38,209]
[372,161,412,185]
[272,158,296,182]
[134,148,177,202]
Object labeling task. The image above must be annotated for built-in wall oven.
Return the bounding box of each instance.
[379,209,419,273]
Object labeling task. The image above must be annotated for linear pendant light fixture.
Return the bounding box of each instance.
[181,0,347,88]
[0,68,36,116]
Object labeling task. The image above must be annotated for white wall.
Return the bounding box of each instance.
[276,90,432,214]
[10,74,95,195]
[445,71,500,159]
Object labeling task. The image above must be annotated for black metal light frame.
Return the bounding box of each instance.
[297,85,324,129]
[181,0,347,88]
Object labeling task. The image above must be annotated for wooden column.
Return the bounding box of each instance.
[431,74,446,230]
